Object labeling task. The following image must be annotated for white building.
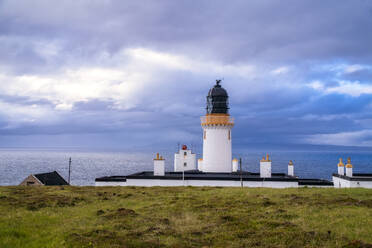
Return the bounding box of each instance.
[95,80,334,188]
[174,145,196,172]
[333,157,372,188]
[96,152,333,188]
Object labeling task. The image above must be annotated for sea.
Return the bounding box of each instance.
[1,148,372,186]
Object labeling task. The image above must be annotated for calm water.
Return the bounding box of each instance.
[1,148,372,186]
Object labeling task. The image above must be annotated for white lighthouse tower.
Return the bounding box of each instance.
[201,80,234,173]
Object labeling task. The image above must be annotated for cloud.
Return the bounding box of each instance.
[309,80,372,97]
[271,66,290,75]
[305,130,372,147]
[0,0,372,148]
[344,65,369,74]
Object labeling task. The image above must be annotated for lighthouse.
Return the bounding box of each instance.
[201,80,234,172]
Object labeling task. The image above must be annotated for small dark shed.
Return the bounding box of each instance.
[20,171,69,186]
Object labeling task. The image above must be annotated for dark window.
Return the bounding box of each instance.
[184,152,187,156]
[27,181,35,185]
[184,162,187,167]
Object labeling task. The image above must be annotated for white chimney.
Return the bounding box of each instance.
[288,160,294,176]
[154,153,165,176]
[260,154,271,178]
[198,158,203,171]
[337,158,345,176]
[232,158,239,172]
[345,157,353,177]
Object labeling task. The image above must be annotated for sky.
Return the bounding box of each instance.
[0,0,372,150]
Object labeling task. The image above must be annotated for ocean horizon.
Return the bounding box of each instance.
[1,147,372,186]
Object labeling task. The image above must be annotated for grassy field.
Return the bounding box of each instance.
[0,186,372,248]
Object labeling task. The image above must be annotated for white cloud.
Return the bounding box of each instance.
[290,114,351,121]
[307,80,324,91]
[317,63,371,75]
[271,66,289,75]
[0,68,142,111]
[326,81,372,97]
[0,47,266,116]
[307,80,372,97]
[304,130,372,147]
[124,48,257,78]
[344,64,366,74]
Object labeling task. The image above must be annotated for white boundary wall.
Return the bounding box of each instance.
[96,179,298,188]
[96,181,127,186]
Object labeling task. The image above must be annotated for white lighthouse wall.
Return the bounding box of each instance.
[260,162,272,178]
[202,126,232,173]
[174,150,196,172]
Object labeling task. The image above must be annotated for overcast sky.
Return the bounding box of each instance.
[0,0,372,150]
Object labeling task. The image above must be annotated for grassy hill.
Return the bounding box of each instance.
[0,186,372,248]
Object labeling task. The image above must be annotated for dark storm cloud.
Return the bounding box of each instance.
[303,94,372,115]
[342,69,372,83]
[0,94,54,106]
[0,0,372,148]
[1,1,371,68]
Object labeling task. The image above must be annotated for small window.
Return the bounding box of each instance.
[184,152,187,156]
[204,131,206,140]
[228,130,231,140]
[27,181,35,185]
[184,162,187,167]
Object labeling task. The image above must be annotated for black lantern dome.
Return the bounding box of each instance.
[206,80,229,114]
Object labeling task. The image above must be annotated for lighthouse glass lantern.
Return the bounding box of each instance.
[206,80,229,114]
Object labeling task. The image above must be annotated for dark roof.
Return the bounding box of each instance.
[97,170,310,182]
[95,176,127,182]
[208,80,228,97]
[34,171,69,185]
[298,179,334,186]
[333,173,372,181]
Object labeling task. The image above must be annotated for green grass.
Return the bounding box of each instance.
[0,186,372,247]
